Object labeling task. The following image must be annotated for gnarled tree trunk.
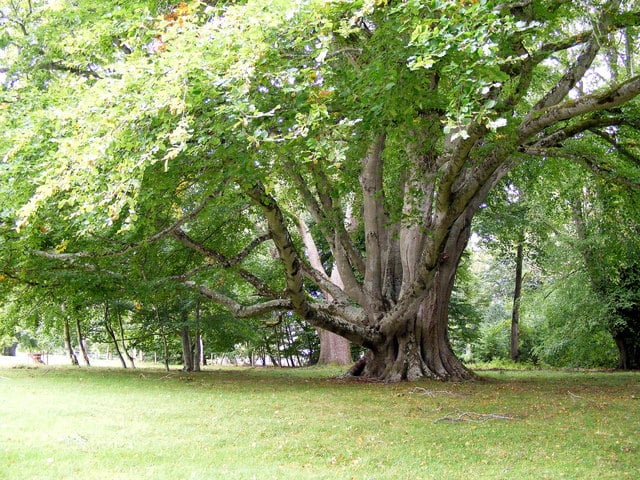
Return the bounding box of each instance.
[349,211,475,381]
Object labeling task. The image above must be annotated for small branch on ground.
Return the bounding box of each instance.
[434,410,515,423]
[410,387,463,397]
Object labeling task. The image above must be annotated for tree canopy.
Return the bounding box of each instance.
[1,0,640,380]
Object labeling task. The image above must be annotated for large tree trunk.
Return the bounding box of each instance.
[349,280,473,381]
[349,213,475,381]
[317,329,351,365]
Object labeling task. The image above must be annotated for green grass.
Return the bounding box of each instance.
[1,365,638,479]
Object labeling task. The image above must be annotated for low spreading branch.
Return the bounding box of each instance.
[171,228,276,297]
[519,75,640,139]
[31,194,215,261]
[183,281,292,318]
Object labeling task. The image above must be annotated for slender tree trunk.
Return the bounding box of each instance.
[104,304,127,368]
[181,324,194,372]
[161,327,170,371]
[193,301,202,372]
[63,317,79,366]
[117,310,135,369]
[75,317,91,366]
[510,242,524,362]
[194,332,203,372]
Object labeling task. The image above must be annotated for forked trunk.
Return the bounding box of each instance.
[349,216,475,381]
[350,275,474,381]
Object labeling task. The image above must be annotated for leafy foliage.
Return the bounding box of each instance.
[2,0,640,379]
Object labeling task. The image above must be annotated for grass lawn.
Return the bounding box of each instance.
[0,365,638,479]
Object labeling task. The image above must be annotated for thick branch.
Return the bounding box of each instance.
[285,161,365,300]
[171,228,276,297]
[184,281,291,318]
[311,166,366,276]
[246,182,376,345]
[529,116,625,149]
[245,182,309,312]
[360,133,387,313]
[296,216,352,304]
[519,75,640,139]
[309,302,380,347]
[533,36,600,111]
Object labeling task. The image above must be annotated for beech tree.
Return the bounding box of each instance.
[2,0,640,380]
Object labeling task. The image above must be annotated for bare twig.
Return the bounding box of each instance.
[410,387,462,397]
[434,410,515,423]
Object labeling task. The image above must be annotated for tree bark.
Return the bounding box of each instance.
[349,213,475,381]
[510,242,524,362]
[317,329,352,365]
